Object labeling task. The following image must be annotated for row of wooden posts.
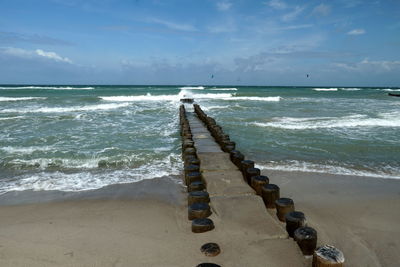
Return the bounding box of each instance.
[180,104,345,267]
[179,105,221,267]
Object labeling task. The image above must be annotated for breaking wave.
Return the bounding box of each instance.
[256,160,400,179]
[1,103,130,113]
[313,88,338,91]
[179,86,205,90]
[252,112,400,129]
[0,97,46,102]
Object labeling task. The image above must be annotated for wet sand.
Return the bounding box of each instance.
[0,177,304,267]
[0,172,399,266]
[265,170,400,267]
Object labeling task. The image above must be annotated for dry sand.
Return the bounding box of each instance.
[265,170,400,267]
[0,177,304,267]
[0,172,399,267]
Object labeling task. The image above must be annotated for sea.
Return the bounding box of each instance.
[0,85,399,194]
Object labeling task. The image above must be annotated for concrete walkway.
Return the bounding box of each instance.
[185,108,306,267]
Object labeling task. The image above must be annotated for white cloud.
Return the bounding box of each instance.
[267,0,288,10]
[334,58,400,72]
[282,6,305,22]
[216,1,232,11]
[149,18,197,32]
[35,49,72,63]
[347,28,366,35]
[278,24,313,30]
[312,4,331,16]
[1,47,72,63]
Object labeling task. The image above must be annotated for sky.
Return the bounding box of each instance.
[0,0,399,86]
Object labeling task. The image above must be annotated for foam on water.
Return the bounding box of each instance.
[0,116,27,121]
[252,112,400,129]
[179,86,205,90]
[0,97,47,102]
[100,91,233,102]
[1,146,55,155]
[224,96,281,101]
[209,88,238,91]
[1,103,130,113]
[382,89,400,92]
[313,88,338,91]
[256,160,400,179]
[0,152,182,193]
[0,86,95,90]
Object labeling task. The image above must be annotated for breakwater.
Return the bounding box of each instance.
[180,103,345,267]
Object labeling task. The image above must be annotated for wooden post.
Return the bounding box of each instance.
[261,184,280,209]
[312,245,345,267]
[275,198,295,222]
[285,211,306,238]
[251,175,269,195]
[188,202,212,220]
[188,191,210,205]
[294,226,317,256]
[244,167,260,185]
[192,218,215,233]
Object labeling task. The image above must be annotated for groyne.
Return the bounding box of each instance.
[179,103,345,267]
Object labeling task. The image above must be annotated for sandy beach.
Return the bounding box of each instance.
[0,171,399,266]
[265,170,400,267]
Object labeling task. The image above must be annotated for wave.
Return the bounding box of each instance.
[224,96,281,101]
[256,160,400,179]
[0,86,95,90]
[313,88,338,91]
[0,146,54,154]
[179,86,205,90]
[0,116,27,121]
[209,88,238,91]
[100,92,233,102]
[0,97,46,102]
[382,89,400,92]
[0,153,182,193]
[252,112,400,129]
[1,103,130,114]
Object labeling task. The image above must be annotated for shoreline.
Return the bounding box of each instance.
[0,170,399,266]
[263,169,400,267]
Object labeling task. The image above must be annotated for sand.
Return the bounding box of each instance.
[0,177,305,267]
[265,170,400,267]
[0,172,399,266]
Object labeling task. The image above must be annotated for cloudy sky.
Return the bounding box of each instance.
[1,0,399,86]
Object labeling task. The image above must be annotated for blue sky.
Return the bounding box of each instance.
[0,0,399,86]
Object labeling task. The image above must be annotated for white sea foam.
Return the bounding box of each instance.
[100,92,233,102]
[0,86,95,90]
[0,153,182,193]
[209,88,238,91]
[252,112,400,129]
[0,97,46,102]
[256,161,400,179]
[313,88,338,91]
[223,96,281,101]
[0,103,130,113]
[382,89,400,92]
[1,146,54,154]
[0,116,27,121]
[179,86,205,90]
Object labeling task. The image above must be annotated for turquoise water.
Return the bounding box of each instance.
[0,85,399,193]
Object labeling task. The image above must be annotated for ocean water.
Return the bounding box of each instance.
[0,85,399,193]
